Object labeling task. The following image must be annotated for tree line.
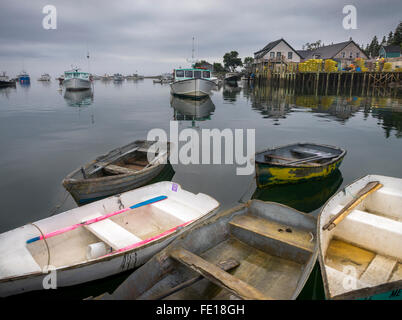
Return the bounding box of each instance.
[363,21,401,58]
[193,51,254,73]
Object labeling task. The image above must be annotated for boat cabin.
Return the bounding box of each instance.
[64,70,90,80]
[174,68,212,81]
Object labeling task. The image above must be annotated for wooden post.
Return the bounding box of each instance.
[361,72,366,96]
[337,72,341,95]
[350,72,354,96]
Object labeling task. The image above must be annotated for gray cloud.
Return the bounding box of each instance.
[0,0,400,77]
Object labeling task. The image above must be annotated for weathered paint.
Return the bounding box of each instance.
[256,157,344,188]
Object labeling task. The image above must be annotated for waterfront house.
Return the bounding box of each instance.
[254,38,302,64]
[379,45,401,58]
[297,39,368,68]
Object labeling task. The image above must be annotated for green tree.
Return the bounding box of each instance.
[387,31,394,45]
[223,51,243,72]
[192,60,209,69]
[391,21,402,46]
[368,36,380,57]
[212,62,225,73]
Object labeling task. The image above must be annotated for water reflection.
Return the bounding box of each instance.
[252,169,343,213]
[64,89,93,107]
[170,95,215,126]
[251,86,293,122]
[0,86,16,99]
[222,83,241,103]
[252,83,402,136]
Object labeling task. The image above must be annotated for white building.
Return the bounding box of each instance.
[254,38,302,63]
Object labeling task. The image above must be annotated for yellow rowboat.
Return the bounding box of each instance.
[318,175,402,300]
[255,143,346,188]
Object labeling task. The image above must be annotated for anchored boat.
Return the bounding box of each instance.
[63,140,171,205]
[100,200,317,300]
[318,175,402,300]
[170,68,216,98]
[38,73,51,81]
[0,72,16,87]
[255,142,346,188]
[63,68,91,91]
[0,181,219,297]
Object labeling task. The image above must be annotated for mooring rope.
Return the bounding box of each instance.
[49,190,70,217]
[30,223,51,267]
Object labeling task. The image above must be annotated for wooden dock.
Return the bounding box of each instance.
[252,62,401,97]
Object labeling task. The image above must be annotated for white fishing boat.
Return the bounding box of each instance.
[170,68,216,98]
[37,73,51,81]
[224,72,239,83]
[318,174,402,300]
[0,182,219,297]
[63,68,91,91]
[113,73,124,82]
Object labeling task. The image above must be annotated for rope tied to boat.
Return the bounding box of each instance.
[30,223,51,267]
[49,190,70,217]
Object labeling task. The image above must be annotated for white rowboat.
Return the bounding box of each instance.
[318,174,402,300]
[0,182,219,297]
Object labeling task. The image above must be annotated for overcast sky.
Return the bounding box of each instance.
[0,0,400,77]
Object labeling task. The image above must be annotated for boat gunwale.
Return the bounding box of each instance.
[317,174,402,300]
[170,78,217,86]
[0,181,220,285]
[255,142,347,168]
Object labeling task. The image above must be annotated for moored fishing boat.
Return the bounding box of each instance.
[255,142,346,188]
[0,181,219,297]
[113,73,124,82]
[224,72,239,83]
[17,70,30,84]
[99,200,317,300]
[38,73,51,81]
[318,175,402,300]
[0,72,16,87]
[170,68,216,98]
[63,68,91,91]
[63,140,171,205]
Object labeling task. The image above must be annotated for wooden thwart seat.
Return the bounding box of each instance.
[229,215,314,253]
[169,247,273,300]
[97,162,137,175]
[83,213,142,250]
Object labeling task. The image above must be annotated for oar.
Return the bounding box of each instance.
[26,195,167,244]
[88,146,140,176]
[323,181,383,231]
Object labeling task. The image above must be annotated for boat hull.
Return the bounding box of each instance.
[170,78,216,98]
[63,163,167,205]
[0,80,16,88]
[64,78,91,91]
[255,143,346,188]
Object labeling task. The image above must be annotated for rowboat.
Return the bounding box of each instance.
[99,200,317,300]
[318,175,402,300]
[255,142,346,188]
[63,140,171,205]
[0,181,220,297]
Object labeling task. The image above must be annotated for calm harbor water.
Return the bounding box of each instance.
[1,78,401,299]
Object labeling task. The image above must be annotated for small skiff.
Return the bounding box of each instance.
[0,182,219,297]
[63,140,171,205]
[255,142,346,188]
[318,175,402,300]
[99,200,317,300]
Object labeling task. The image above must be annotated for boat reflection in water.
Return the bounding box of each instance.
[222,83,242,103]
[170,95,215,126]
[252,169,343,213]
[64,89,93,107]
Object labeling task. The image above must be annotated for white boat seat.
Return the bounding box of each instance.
[151,198,202,222]
[330,205,402,260]
[359,254,398,286]
[83,213,142,251]
[364,187,402,221]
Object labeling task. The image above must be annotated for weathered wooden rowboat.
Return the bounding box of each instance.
[318,175,402,300]
[63,140,171,205]
[255,142,346,188]
[99,200,318,300]
[0,182,219,297]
